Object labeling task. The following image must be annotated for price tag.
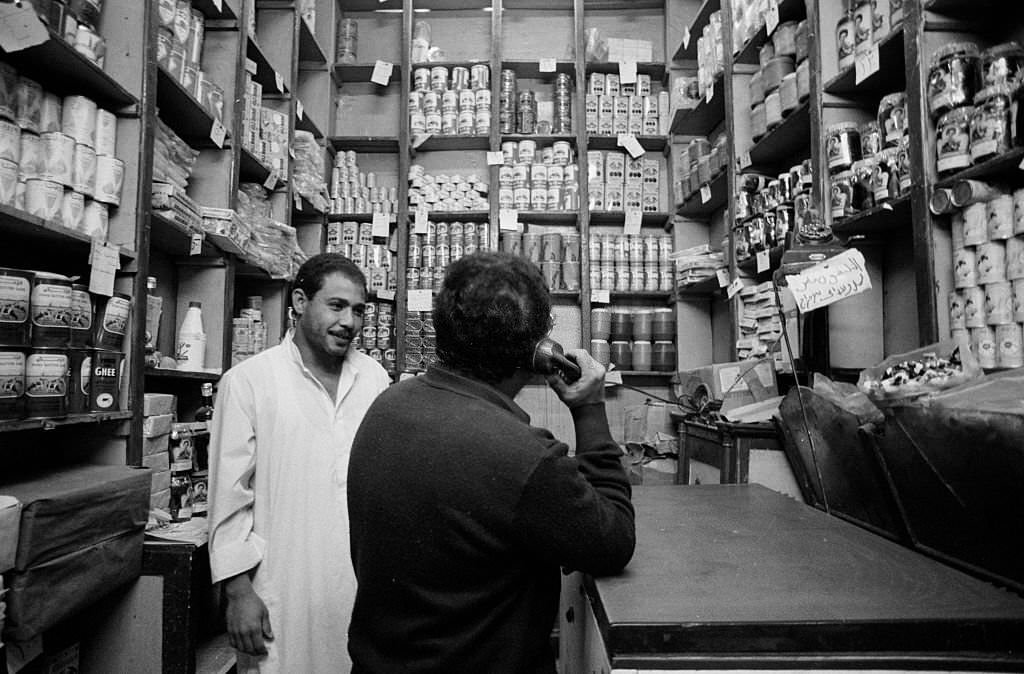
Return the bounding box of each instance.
[0,5,48,53]
[372,212,389,239]
[682,26,691,51]
[706,82,714,103]
[738,151,752,169]
[245,58,258,75]
[371,60,394,86]
[785,249,872,313]
[376,289,396,301]
[486,151,505,166]
[727,277,744,299]
[766,0,780,34]
[263,171,278,190]
[1019,156,1024,170]
[716,268,730,288]
[855,45,879,83]
[414,206,429,234]
[275,71,285,92]
[412,133,431,149]
[618,61,637,85]
[212,0,222,10]
[408,288,433,312]
[605,369,623,385]
[296,100,304,119]
[881,202,893,211]
[624,207,643,235]
[591,289,610,304]
[756,249,770,273]
[189,231,204,256]
[539,58,557,73]
[617,133,645,159]
[700,184,712,204]
[210,119,226,148]
[499,208,519,230]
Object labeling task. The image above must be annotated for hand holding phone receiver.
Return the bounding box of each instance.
[531,337,582,383]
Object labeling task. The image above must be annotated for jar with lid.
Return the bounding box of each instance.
[772,21,799,58]
[836,11,856,70]
[826,121,861,172]
[936,106,973,176]
[871,147,900,205]
[860,120,883,159]
[763,210,780,248]
[897,135,912,193]
[795,20,809,62]
[871,0,890,44]
[981,42,1024,88]
[775,205,794,244]
[780,73,799,114]
[749,69,765,106]
[734,224,751,261]
[851,158,876,211]
[969,84,1012,164]
[748,215,767,252]
[878,92,908,147]
[751,101,767,141]
[830,170,856,219]
[853,0,874,56]
[927,42,980,120]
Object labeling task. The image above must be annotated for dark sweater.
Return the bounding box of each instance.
[347,366,635,673]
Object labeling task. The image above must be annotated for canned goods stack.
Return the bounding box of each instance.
[0,66,124,240]
[336,17,358,63]
[746,20,809,143]
[325,221,398,295]
[826,93,910,221]
[496,139,579,212]
[156,0,226,123]
[735,281,784,361]
[497,70,573,135]
[696,11,725,100]
[587,150,662,213]
[408,165,489,212]
[499,229,581,292]
[590,307,676,372]
[354,301,396,375]
[409,64,491,137]
[329,150,398,216]
[835,0,905,72]
[553,73,573,134]
[240,75,289,175]
[498,69,517,134]
[733,164,811,263]
[230,296,269,366]
[587,232,673,293]
[403,311,436,375]
[0,264,129,422]
[406,220,491,294]
[673,137,725,206]
[29,0,107,69]
[944,181,1024,369]
[584,72,667,137]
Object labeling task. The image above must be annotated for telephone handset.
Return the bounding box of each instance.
[530,337,582,383]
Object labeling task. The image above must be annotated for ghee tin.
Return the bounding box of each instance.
[0,120,20,163]
[24,347,68,418]
[93,155,123,205]
[72,142,96,195]
[61,189,85,231]
[995,323,1023,368]
[66,346,90,414]
[976,240,1007,284]
[88,348,122,412]
[984,281,1013,325]
[94,108,117,157]
[948,290,966,330]
[39,131,74,185]
[1013,278,1024,321]
[92,291,129,351]
[30,271,72,347]
[18,131,41,181]
[39,92,62,133]
[0,62,16,121]
[0,267,32,345]
[61,95,97,146]
[15,76,43,134]
[971,325,997,368]
[963,285,986,327]
[69,283,93,347]
[81,199,108,239]
[25,178,63,220]
[0,347,25,420]
[0,158,16,205]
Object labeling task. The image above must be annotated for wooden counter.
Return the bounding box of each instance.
[561,485,1024,672]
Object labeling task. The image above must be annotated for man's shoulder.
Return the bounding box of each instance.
[348,349,391,385]
[222,343,286,381]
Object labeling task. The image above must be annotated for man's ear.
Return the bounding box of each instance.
[291,288,306,317]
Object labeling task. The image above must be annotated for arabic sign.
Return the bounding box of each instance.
[785,248,872,313]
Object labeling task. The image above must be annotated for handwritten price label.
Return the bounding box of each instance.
[591,289,610,304]
[407,288,432,312]
[539,58,557,73]
[499,208,519,230]
[372,212,389,240]
[700,184,712,204]
[785,248,873,313]
[727,277,744,299]
[486,151,505,166]
[618,61,637,85]
[624,208,643,235]
[414,206,429,234]
[766,0,780,34]
[210,120,226,148]
[756,249,770,273]
[717,268,730,288]
[371,60,394,86]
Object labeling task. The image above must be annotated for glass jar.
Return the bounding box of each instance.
[853,0,874,56]
[969,84,1012,164]
[734,224,751,261]
[830,170,856,219]
[796,59,810,100]
[927,41,980,120]
[981,42,1024,89]
[871,0,890,44]
[775,204,794,244]
[826,121,861,172]
[748,215,767,252]
[936,106,973,176]
[851,158,876,211]
[878,92,908,147]
[836,11,855,71]
[872,147,899,205]
[897,135,912,194]
[860,120,883,159]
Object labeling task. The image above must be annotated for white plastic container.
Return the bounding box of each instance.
[176,301,206,371]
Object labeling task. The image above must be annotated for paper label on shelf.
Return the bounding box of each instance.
[89,243,120,297]
[296,100,304,119]
[727,278,744,299]
[210,120,226,148]
[486,151,505,166]
[499,208,519,231]
[263,171,278,190]
[855,45,880,84]
[372,212,389,239]
[377,289,396,301]
[0,4,48,53]
[717,268,730,288]
[275,71,285,93]
[618,61,638,85]
[1018,155,1024,170]
[682,26,691,51]
[371,60,394,86]
[624,208,643,235]
[706,82,714,102]
[245,58,258,75]
[881,202,893,211]
[605,369,623,385]
[414,206,429,234]
[539,58,557,73]
[212,0,222,11]
[407,289,433,312]
[785,248,872,313]
[756,249,770,273]
[738,151,752,169]
[700,184,712,204]
[190,231,205,255]
[591,289,610,304]
[412,133,431,149]
[766,0,780,34]
[617,134,645,159]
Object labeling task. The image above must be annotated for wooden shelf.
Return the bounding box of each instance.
[418,210,490,221]
[413,134,490,152]
[329,136,401,153]
[150,211,217,257]
[677,275,723,298]
[610,291,673,300]
[156,67,228,149]
[587,135,669,153]
[748,101,811,170]
[501,60,576,79]
[676,170,728,219]
[933,148,1024,189]
[297,16,327,64]
[0,204,136,260]
[585,62,667,83]
[294,103,324,139]
[590,211,674,230]
[239,147,285,187]
[737,244,785,276]
[335,62,402,85]
[327,212,381,222]
[824,27,905,96]
[193,0,238,19]
[550,290,581,300]
[615,370,675,377]
[293,194,326,216]
[733,0,808,66]
[247,37,289,95]
[0,411,133,434]
[673,0,722,61]
[670,75,726,136]
[145,368,222,382]
[0,30,139,112]
[517,212,579,225]
[832,195,912,238]
[501,134,577,146]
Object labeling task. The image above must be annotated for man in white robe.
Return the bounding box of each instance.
[208,253,390,672]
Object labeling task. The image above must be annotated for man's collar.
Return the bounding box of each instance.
[421,365,530,423]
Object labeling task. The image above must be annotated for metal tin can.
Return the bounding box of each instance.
[24,347,68,418]
[94,291,131,351]
[0,347,26,420]
[0,267,33,345]
[88,348,122,412]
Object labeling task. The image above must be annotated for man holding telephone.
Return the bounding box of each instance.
[347,251,636,672]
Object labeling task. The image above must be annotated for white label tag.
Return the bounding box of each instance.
[88,242,119,296]
[499,208,519,230]
[882,202,893,211]
[376,289,396,301]
[0,5,48,53]
[210,120,226,148]
[263,171,278,190]
[617,134,645,159]
[407,288,433,312]
[289,147,296,159]
[372,212,389,239]
[245,58,258,75]
[605,369,623,385]
[682,26,691,51]
[189,231,204,256]
[371,60,394,86]
[855,45,880,83]
[700,184,712,204]
[212,0,222,10]
[624,208,642,235]
[717,268,730,288]
[1019,156,1024,170]
[756,249,770,273]
[412,133,431,149]
[727,278,744,299]
[766,0,780,34]
[591,289,610,304]
[738,151,752,169]
[539,58,557,73]
[414,206,429,234]
[486,151,505,166]
[275,71,285,93]
[785,249,873,313]
[618,61,638,85]
[296,100,304,119]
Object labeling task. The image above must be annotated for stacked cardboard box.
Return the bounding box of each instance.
[142,393,176,512]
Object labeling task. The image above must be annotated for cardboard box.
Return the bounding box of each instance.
[143,433,171,457]
[143,452,170,473]
[143,413,174,438]
[1,494,21,573]
[150,488,170,511]
[678,359,778,413]
[152,469,171,495]
[143,393,176,417]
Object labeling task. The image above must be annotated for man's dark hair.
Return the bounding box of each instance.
[433,251,552,384]
[290,253,367,309]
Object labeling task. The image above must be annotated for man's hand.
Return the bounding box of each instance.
[546,348,606,408]
[224,574,274,656]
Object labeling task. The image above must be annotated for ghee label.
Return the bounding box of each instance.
[26,353,68,397]
[31,281,72,327]
[101,295,131,335]
[70,288,93,331]
[0,351,25,398]
[0,275,30,324]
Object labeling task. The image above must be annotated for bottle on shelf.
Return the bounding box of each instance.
[145,276,162,360]
[176,301,207,372]
[195,382,215,424]
[192,381,214,480]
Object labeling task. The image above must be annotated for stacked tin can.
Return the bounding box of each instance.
[328,150,398,216]
[155,0,226,124]
[499,229,581,292]
[587,232,673,293]
[590,307,676,372]
[747,19,809,143]
[325,220,397,295]
[34,0,107,69]
[942,180,1024,369]
[354,300,396,374]
[0,65,123,240]
[552,73,573,134]
[403,311,436,374]
[409,64,490,137]
[408,165,489,212]
[239,75,289,175]
[587,150,662,213]
[496,139,579,212]
[407,219,490,294]
[230,296,268,366]
[584,72,666,137]
[733,165,810,263]
[673,136,726,206]
[336,17,358,63]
